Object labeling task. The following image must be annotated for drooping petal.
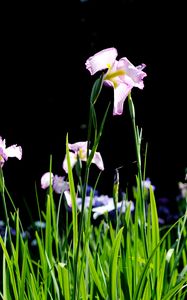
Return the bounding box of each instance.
[113,83,132,115]
[85,47,118,75]
[64,191,72,208]
[53,175,69,194]
[92,151,104,171]
[63,152,78,173]
[92,201,115,219]
[118,57,147,89]
[92,199,134,219]
[41,172,54,189]
[5,145,22,160]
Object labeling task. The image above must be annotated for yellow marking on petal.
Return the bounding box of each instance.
[105,69,126,88]
[105,69,125,80]
[112,79,118,89]
[106,63,111,69]
[78,148,86,160]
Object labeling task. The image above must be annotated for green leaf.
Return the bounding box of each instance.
[133,217,183,300]
[87,247,106,299]
[0,235,19,300]
[45,253,60,300]
[0,166,4,194]
[58,263,70,300]
[150,185,160,290]
[19,242,28,299]
[109,227,124,300]
[90,73,104,104]
[162,280,187,300]
[66,133,78,258]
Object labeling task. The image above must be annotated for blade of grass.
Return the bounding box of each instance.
[66,133,78,299]
[133,216,183,300]
[45,252,60,300]
[0,236,19,300]
[66,133,78,257]
[162,281,187,300]
[149,185,160,292]
[109,226,124,300]
[19,241,28,300]
[87,247,106,299]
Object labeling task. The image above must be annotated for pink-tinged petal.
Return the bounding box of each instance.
[64,191,72,208]
[0,148,8,161]
[53,175,69,194]
[0,156,5,167]
[136,63,146,71]
[113,83,132,115]
[118,57,147,89]
[5,145,22,160]
[63,152,77,173]
[0,137,6,148]
[85,47,118,75]
[41,172,54,189]
[92,151,104,171]
[68,141,88,153]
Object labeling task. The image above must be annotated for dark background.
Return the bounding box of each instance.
[1,1,186,222]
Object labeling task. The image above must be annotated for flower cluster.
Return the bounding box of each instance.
[64,190,134,219]
[41,140,104,190]
[40,47,147,219]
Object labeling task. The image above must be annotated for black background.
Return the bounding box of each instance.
[1,1,186,222]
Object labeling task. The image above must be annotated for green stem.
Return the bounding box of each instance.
[74,78,109,299]
[128,94,148,257]
[0,167,13,252]
[72,76,105,300]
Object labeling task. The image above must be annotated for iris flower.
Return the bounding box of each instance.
[63,191,134,220]
[41,172,69,194]
[85,47,147,115]
[0,136,22,167]
[63,141,104,173]
[142,177,156,191]
[92,199,134,219]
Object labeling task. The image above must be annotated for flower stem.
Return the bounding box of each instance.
[0,167,13,250]
[128,93,148,258]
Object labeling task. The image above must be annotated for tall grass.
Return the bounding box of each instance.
[0,61,187,299]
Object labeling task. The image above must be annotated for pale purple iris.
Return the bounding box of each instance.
[92,198,134,219]
[142,178,156,191]
[0,136,22,167]
[63,141,104,173]
[63,191,134,219]
[85,47,147,115]
[41,172,69,194]
[63,191,91,210]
